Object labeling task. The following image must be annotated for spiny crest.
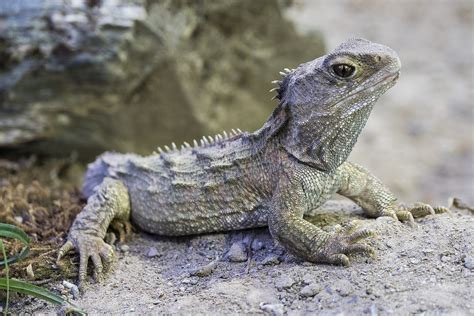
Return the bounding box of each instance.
[270,67,295,101]
[153,128,244,155]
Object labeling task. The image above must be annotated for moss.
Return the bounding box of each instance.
[0,156,83,281]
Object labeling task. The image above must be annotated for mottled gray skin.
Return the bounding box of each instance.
[58,38,448,284]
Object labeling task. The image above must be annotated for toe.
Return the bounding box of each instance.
[433,206,451,215]
[99,243,115,268]
[57,240,74,262]
[396,210,415,226]
[329,254,350,267]
[78,251,90,284]
[410,203,435,218]
[344,244,376,257]
[379,209,398,221]
[348,229,376,243]
[91,253,104,283]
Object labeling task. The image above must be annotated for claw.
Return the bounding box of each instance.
[433,206,451,215]
[57,240,74,262]
[396,210,415,226]
[110,219,132,242]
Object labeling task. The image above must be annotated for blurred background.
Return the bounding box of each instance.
[0,0,473,205]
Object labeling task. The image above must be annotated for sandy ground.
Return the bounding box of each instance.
[19,202,474,314]
[15,0,474,314]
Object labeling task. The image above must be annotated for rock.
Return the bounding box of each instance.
[190,260,217,277]
[251,238,265,251]
[259,302,284,316]
[261,254,280,266]
[62,280,80,300]
[0,0,324,159]
[227,242,248,262]
[119,244,130,253]
[275,275,295,291]
[301,274,314,285]
[300,283,321,297]
[335,280,353,297]
[146,247,159,258]
[26,263,35,280]
[410,257,421,264]
[181,278,191,284]
[464,256,474,269]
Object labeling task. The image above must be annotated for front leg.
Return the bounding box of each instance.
[268,171,375,266]
[57,177,131,284]
[337,162,449,224]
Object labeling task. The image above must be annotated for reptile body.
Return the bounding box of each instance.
[58,39,448,283]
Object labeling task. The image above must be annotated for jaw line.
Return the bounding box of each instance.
[325,70,400,117]
[331,71,400,118]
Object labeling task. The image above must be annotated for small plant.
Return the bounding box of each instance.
[0,223,83,314]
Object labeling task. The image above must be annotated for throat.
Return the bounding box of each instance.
[283,104,374,171]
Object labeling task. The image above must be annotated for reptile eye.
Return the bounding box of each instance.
[332,64,355,78]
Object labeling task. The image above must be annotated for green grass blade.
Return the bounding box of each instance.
[0,278,64,305]
[0,278,85,314]
[0,223,30,266]
[0,240,10,314]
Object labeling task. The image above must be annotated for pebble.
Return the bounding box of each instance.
[410,258,421,264]
[335,280,353,297]
[275,275,295,290]
[300,283,321,297]
[62,280,80,300]
[190,260,217,277]
[440,255,450,263]
[120,244,130,252]
[301,273,314,285]
[463,256,474,269]
[259,302,284,316]
[261,254,280,266]
[422,248,434,255]
[26,263,35,279]
[227,242,248,262]
[146,247,159,258]
[251,238,264,251]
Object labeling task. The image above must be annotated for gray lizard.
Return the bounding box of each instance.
[57,38,448,284]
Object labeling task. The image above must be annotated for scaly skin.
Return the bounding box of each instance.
[57,38,449,285]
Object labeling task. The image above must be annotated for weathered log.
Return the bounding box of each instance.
[0,0,324,159]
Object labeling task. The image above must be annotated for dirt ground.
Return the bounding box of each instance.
[7,0,474,314]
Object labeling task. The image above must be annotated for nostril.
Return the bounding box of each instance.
[375,55,382,63]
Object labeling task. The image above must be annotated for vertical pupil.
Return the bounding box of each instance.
[341,65,348,75]
[333,64,354,77]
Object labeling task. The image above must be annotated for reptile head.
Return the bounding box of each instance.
[266,38,401,171]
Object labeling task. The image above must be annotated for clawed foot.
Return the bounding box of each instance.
[110,219,133,242]
[57,233,115,288]
[312,221,376,266]
[379,202,450,226]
